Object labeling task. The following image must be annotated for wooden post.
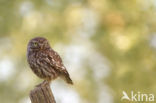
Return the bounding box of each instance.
[29,81,56,103]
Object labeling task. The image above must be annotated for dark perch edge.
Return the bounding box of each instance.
[29,81,56,103]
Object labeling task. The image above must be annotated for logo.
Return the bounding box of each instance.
[121,91,155,102]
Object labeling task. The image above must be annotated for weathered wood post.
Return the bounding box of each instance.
[29,81,56,103]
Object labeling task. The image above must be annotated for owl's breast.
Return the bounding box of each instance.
[27,51,48,70]
[27,51,57,79]
[27,52,37,69]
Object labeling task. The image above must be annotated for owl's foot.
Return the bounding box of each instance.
[36,80,50,87]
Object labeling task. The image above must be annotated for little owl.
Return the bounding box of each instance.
[27,37,73,85]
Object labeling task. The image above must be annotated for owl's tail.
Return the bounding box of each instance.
[60,71,73,85]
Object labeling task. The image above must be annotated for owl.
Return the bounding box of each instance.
[27,37,73,85]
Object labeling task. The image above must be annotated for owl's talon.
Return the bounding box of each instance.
[35,83,42,87]
[42,80,49,86]
[35,80,49,87]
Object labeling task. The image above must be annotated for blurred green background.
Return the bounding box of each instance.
[0,0,156,103]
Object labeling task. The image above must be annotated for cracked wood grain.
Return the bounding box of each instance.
[30,81,56,103]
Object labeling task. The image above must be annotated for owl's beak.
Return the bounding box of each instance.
[40,45,44,50]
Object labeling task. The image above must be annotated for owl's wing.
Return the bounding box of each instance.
[47,49,67,72]
[46,49,73,84]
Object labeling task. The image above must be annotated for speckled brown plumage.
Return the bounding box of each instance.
[27,37,73,84]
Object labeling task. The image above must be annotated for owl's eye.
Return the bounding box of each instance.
[33,42,38,47]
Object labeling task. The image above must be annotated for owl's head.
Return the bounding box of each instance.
[28,37,51,51]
